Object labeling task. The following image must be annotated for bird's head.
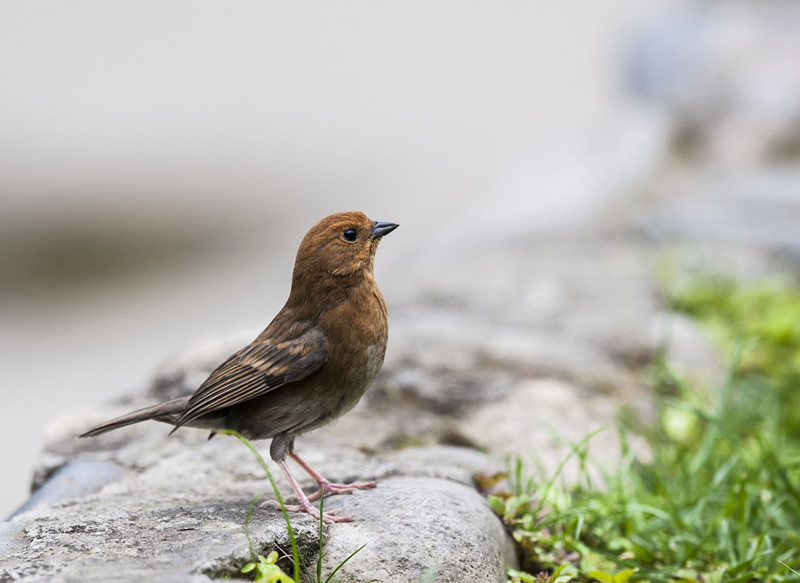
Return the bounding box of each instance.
[291,211,398,289]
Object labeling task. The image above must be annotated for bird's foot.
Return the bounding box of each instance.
[261,498,352,523]
[305,479,378,502]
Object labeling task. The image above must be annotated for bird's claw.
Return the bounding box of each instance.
[260,499,352,523]
[305,480,377,502]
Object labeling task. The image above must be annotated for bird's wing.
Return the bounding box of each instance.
[171,327,328,432]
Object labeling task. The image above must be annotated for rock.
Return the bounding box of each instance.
[1,409,514,583]
[3,501,314,583]
[10,459,124,518]
[322,477,514,583]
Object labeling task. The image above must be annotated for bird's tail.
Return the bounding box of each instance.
[79,397,190,438]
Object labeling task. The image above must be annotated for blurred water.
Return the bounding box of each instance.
[0,0,669,517]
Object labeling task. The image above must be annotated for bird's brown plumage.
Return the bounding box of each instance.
[80,211,398,522]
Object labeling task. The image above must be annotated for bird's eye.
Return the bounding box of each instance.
[342,228,358,242]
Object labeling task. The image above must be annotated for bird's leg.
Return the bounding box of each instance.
[289,451,377,502]
[264,459,352,523]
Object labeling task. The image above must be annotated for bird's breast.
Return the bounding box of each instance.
[308,282,388,416]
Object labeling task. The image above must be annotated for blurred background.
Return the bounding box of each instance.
[2,0,800,518]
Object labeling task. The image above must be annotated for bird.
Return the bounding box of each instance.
[80,211,398,523]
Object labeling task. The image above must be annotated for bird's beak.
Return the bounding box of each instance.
[370,221,399,238]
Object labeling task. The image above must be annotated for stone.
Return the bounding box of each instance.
[321,477,514,583]
[1,410,515,583]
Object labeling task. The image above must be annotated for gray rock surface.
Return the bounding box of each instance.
[321,477,513,583]
[3,423,511,582]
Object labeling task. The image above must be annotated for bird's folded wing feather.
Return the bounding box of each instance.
[171,326,328,431]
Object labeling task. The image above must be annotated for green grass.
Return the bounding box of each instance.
[492,277,800,583]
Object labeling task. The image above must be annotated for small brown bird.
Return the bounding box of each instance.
[81,211,398,523]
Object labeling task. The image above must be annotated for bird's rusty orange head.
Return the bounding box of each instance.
[291,211,398,285]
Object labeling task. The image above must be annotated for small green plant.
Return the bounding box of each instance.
[242,550,295,583]
[494,277,800,582]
